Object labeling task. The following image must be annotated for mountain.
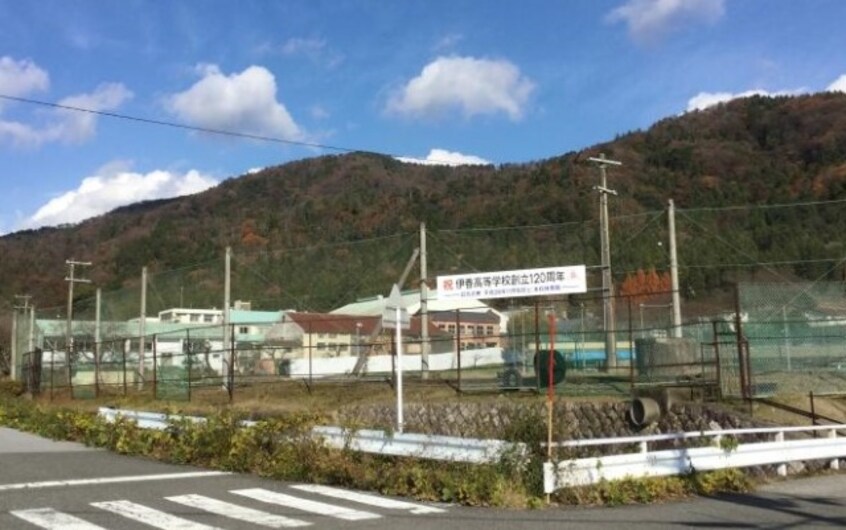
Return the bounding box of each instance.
[2,93,846,323]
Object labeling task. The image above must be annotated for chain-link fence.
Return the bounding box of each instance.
[736,282,846,398]
[13,286,732,403]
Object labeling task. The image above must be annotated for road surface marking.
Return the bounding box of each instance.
[90,500,223,530]
[291,484,446,514]
[231,488,381,521]
[10,507,106,529]
[166,494,311,528]
[0,471,230,492]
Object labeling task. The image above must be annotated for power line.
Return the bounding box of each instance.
[679,197,846,212]
[0,93,493,167]
[0,94,361,153]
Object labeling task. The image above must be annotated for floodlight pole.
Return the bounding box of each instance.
[589,154,621,370]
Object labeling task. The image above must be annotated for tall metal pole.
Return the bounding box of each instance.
[589,154,621,370]
[12,294,32,381]
[419,222,430,379]
[9,307,17,381]
[27,304,34,353]
[224,246,231,352]
[139,266,147,385]
[668,199,683,338]
[95,288,101,397]
[395,303,404,433]
[95,288,101,363]
[65,260,91,383]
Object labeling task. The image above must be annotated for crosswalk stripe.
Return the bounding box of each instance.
[291,484,446,514]
[10,507,106,530]
[166,494,311,528]
[231,488,381,521]
[90,500,223,530]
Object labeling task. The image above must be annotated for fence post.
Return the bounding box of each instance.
[534,301,540,391]
[94,340,100,399]
[828,429,840,470]
[775,431,787,476]
[186,329,192,402]
[229,323,235,404]
[152,334,158,400]
[455,309,461,393]
[50,349,55,402]
[307,322,313,388]
[712,320,722,399]
[122,340,127,397]
[628,296,634,395]
[809,391,817,429]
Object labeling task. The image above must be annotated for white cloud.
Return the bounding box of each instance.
[23,166,218,229]
[280,37,326,56]
[433,33,463,52]
[167,64,304,140]
[607,0,725,43]
[386,56,535,121]
[0,82,132,147]
[827,74,846,93]
[396,148,491,166]
[0,56,49,98]
[686,88,801,112]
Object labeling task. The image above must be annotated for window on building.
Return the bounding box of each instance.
[486,342,497,348]
[447,325,456,333]
[190,314,199,322]
[239,326,249,334]
[339,344,348,352]
[476,325,484,335]
[203,315,213,323]
[486,326,494,335]
[316,342,327,350]
[328,333,337,338]
[438,324,446,330]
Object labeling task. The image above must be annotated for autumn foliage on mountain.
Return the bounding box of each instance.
[1,93,845,316]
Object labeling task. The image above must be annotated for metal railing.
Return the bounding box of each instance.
[543,424,846,494]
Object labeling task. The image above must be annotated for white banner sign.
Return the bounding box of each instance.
[437,265,587,301]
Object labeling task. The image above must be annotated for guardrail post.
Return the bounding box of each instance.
[775,431,787,476]
[828,429,840,471]
[639,440,648,454]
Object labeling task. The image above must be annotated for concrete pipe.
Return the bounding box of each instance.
[629,396,661,428]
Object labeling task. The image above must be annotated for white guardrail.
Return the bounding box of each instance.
[97,408,846,493]
[97,407,522,464]
[543,424,846,495]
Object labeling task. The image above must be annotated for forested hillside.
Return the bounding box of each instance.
[2,93,845,318]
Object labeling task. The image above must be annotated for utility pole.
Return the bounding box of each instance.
[223,246,232,389]
[668,199,683,338]
[95,287,101,377]
[419,222,430,379]
[11,295,31,381]
[139,266,147,387]
[65,260,92,381]
[588,154,621,370]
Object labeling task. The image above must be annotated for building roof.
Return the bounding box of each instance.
[332,289,498,315]
[284,311,445,337]
[428,310,500,324]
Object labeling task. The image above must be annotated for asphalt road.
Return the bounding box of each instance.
[1,427,844,529]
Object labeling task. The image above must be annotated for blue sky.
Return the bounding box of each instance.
[0,0,844,233]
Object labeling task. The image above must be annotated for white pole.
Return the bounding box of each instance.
[10,309,17,381]
[668,199,682,338]
[419,222,429,379]
[395,304,404,433]
[139,266,147,385]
